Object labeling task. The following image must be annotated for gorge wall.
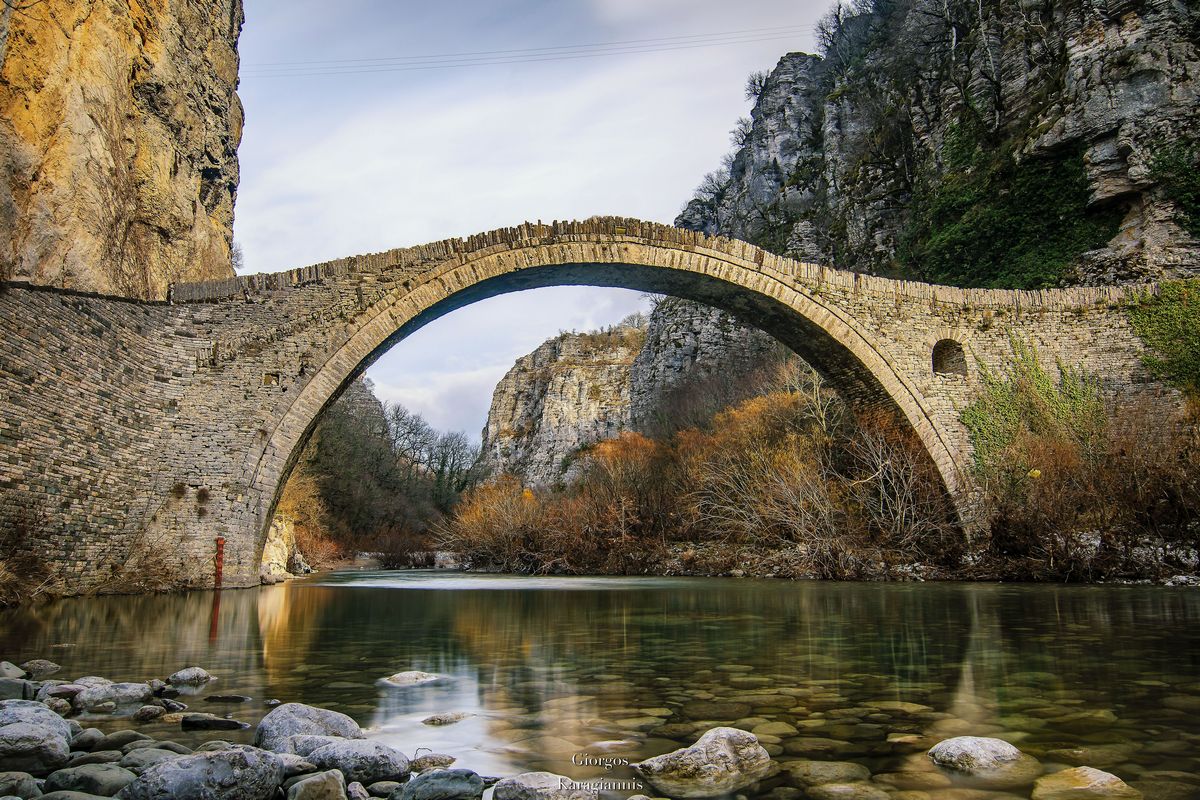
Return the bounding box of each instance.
[0,0,244,299]
[679,0,1200,287]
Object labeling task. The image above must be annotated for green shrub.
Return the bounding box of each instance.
[961,339,1106,472]
[901,144,1123,288]
[1149,141,1200,236]
[1129,279,1200,396]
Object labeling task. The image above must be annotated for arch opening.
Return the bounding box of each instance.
[249,250,967,568]
[932,339,968,377]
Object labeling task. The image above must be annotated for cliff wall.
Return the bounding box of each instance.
[0,0,244,299]
[679,0,1200,286]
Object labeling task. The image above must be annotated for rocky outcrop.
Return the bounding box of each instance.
[629,298,782,436]
[679,0,1200,285]
[0,0,244,299]
[479,303,784,486]
[478,321,646,486]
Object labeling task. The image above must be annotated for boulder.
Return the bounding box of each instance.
[19,662,60,680]
[44,763,137,795]
[492,772,593,800]
[1032,767,1143,800]
[0,682,31,703]
[254,704,364,753]
[395,769,484,800]
[632,727,773,798]
[281,736,349,758]
[288,770,347,800]
[119,748,183,775]
[928,737,1022,773]
[115,745,284,800]
[73,684,153,713]
[166,669,213,687]
[0,770,39,798]
[0,700,74,742]
[70,729,104,753]
[307,740,409,785]
[0,722,70,774]
[276,752,318,778]
[131,707,164,723]
[0,666,25,681]
[45,699,72,717]
[347,782,370,800]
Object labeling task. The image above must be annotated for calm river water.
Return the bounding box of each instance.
[2,571,1199,798]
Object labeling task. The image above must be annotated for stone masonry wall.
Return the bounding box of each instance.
[0,219,1180,594]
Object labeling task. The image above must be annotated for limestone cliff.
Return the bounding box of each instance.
[480,303,783,486]
[679,0,1200,286]
[0,0,244,299]
[479,322,646,486]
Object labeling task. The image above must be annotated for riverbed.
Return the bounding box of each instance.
[2,571,1198,797]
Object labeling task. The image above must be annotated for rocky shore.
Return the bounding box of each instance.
[0,658,1167,800]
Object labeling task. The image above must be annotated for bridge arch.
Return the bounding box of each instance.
[245,232,965,569]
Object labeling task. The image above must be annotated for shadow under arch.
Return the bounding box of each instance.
[249,251,964,561]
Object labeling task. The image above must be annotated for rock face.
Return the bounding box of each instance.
[0,0,244,299]
[478,320,647,486]
[479,302,782,486]
[679,0,1200,285]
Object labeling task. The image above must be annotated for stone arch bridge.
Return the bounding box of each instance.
[0,219,1176,591]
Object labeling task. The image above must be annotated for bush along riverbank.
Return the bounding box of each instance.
[439,355,1200,584]
[0,657,1164,800]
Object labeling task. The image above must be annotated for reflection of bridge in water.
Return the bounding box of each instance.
[0,219,1179,590]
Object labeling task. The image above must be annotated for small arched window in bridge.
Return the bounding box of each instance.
[932,339,967,377]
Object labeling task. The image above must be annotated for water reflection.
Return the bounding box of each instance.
[2,573,1198,791]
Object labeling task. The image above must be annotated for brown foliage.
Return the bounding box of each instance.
[443,362,961,579]
[979,401,1200,580]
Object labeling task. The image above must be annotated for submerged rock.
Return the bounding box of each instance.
[254,704,364,752]
[1032,767,1143,800]
[167,668,214,686]
[422,713,471,726]
[380,672,441,687]
[633,726,773,798]
[19,660,61,680]
[782,760,870,787]
[928,737,1022,772]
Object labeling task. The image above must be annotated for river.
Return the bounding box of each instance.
[2,570,1198,797]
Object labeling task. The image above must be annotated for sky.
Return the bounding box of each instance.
[234,0,824,438]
